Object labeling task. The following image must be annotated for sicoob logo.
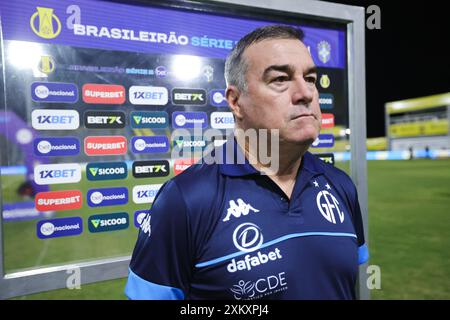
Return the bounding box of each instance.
[88,212,129,233]
[131,111,168,129]
[86,162,128,181]
[82,84,125,104]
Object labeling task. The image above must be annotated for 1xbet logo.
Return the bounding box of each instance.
[84,111,125,129]
[172,88,206,105]
[34,163,82,185]
[32,109,79,130]
[132,184,162,204]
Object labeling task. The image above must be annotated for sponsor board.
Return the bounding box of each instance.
[37,217,83,239]
[134,210,150,228]
[132,160,170,178]
[321,113,335,128]
[35,190,82,211]
[172,88,206,105]
[172,111,207,129]
[131,136,169,153]
[88,212,129,233]
[319,93,334,110]
[31,109,79,130]
[33,137,80,156]
[82,83,126,104]
[87,187,128,207]
[132,184,162,204]
[172,136,207,150]
[31,82,78,103]
[173,158,198,175]
[311,134,335,148]
[210,112,234,129]
[84,136,127,155]
[209,89,228,107]
[34,163,82,185]
[86,162,128,181]
[84,111,126,129]
[130,111,168,129]
[129,86,168,105]
[315,153,335,166]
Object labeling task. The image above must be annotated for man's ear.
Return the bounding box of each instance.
[226,86,244,121]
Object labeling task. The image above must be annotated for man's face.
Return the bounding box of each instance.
[235,38,321,146]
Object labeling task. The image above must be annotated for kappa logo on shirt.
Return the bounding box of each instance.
[223,199,260,222]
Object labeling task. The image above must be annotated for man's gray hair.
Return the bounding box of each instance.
[224,25,305,92]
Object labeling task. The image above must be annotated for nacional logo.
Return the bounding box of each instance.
[130,111,168,129]
[209,89,228,107]
[35,190,82,212]
[321,113,335,128]
[32,109,79,130]
[311,134,335,148]
[129,86,168,105]
[88,212,129,233]
[172,112,207,129]
[134,210,150,228]
[37,217,83,239]
[319,74,331,89]
[31,82,78,103]
[86,162,128,181]
[33,137,80,156]
[132,184,162,204]
[82,84,126,104]
[172,88,207,105]
[174,158,198,175]
[84,111,125,129]
[155,66,167,78]
[87,187,128,207]
[132,160,170,178]
[319,93,334,110]
[34,163,82,185]
[317,40,331,64]
[30,7,61,39]
[223,199,260,222]
[211,112,234,129]
[38,55,55,74]
[233,222,264,253]
[316,190,345,224]
[131,136,169,154]
[84,136,127,156]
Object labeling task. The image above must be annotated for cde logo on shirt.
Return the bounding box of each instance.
[32,109,79,130]
[84,111,126,129]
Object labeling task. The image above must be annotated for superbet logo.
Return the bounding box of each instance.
[321,113,335,128]
[82,84,126,104]
[35,190,82,211]
[84,136,127,156]
[174,158,198,175]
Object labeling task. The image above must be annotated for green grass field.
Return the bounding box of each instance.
[6,159,450,299]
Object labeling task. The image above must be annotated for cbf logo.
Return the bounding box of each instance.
[316,187,345,224]
[317,40,331,64]
[233,223,264,253]
[30,7,61,39]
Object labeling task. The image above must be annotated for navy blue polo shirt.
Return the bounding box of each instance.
[125,139,369,300]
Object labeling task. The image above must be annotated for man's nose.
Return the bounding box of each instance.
[291,77,314,106]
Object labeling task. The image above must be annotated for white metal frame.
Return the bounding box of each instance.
[0,0,368,299]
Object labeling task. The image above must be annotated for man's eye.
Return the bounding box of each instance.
[305,76,317,84]
[272,76,288,83]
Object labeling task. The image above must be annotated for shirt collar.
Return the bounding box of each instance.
[218,138,325,177]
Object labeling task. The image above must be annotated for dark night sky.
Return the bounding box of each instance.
[322,0,450,137]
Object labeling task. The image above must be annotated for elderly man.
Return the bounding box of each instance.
[125,25,368,300]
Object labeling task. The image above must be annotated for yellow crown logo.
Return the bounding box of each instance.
[38,55,55,74]
[30,7,61,39]
[320,74,331,89]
